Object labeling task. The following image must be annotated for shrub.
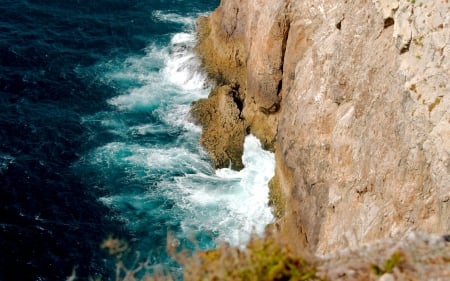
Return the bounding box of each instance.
[175,235,323,281]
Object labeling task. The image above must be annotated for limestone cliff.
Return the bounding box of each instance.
[194,0,450,254]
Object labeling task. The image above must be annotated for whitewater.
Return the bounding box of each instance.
[0,2,274,279]
[77,9,274,273]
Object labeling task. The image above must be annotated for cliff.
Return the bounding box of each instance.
[193,0,450,254]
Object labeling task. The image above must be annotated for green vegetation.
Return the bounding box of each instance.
[86,234,322,281]
[180,236,323,281]
[65,231,450,281]
[413,35,424,47]
[428,96,442,112]
[268,176,285,218]
[370,250,404,276]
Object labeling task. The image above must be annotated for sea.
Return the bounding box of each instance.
[0,0,275,280]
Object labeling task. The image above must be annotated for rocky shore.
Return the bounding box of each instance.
[191,0,450,255]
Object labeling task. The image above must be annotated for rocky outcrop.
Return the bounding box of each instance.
[195,0,450,255]
[194,0,290,157]
[180,231,450,281]
[191,84,246,170]
[276,0,450,254]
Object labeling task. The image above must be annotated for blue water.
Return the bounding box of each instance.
[0,1,275,280]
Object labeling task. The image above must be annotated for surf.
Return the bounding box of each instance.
[79,10,275,258]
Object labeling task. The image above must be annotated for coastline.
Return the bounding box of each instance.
[191,0,450,255]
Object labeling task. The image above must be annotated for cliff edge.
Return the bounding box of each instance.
[193,0,450,254]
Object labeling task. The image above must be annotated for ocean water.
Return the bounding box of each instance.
[0,1,274,280]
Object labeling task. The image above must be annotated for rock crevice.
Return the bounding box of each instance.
[193,0,450,254]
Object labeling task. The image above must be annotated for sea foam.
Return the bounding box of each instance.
[83,10,274,254]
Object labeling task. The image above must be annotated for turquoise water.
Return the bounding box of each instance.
[0,1,274,280]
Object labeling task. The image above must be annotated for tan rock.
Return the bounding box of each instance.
[196,0,450,255]
[193,0,287,167]
[190,85,246,170]
[195,1,247,87]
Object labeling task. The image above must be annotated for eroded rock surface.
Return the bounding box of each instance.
[195,0,450,254]
[191,85,246,170]
[194,0,288,155]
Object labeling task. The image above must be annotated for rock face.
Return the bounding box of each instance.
[195,0,450,254]
[191,85,246,170]
[194,0,289,155]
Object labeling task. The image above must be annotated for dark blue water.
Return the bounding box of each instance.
[0,1,221,280]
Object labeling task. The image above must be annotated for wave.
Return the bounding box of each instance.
[152,10,196,27]
[173,135,275,246]
[79,11,274,261]
[164,32,209,91]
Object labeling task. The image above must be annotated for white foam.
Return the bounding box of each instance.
[86,135,275,247]
[163,33,209,91]
[88,15,275,250]
[152,10,195,28]
[129,124,168,136]
[108,83,168,111]
[103,29,208,112]
[100,45,167,84]
[171,32,195,45]
[88,142,205,172]
[103,45,172,111]
[171,135,275,246]
[0,153,15,173]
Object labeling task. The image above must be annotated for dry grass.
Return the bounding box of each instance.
[67,232,450,281]
[317,232,450,281]
[172,234,322,281]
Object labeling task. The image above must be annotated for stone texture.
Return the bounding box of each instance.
[191,85,246,170]
[195,0,289,153]
[276,0,450,254]
[317,232,450,281]
[196,0,450,255]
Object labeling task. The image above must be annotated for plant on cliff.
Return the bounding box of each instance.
[370,250,404,276]
[67,231,450,280]
[173,235,323,281]
[81,234,322,281]
[96,235,171,281]
[268,176,285,218]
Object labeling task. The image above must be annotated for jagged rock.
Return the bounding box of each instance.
[195,0,283,156]
[190,85,246,170]
[373,0,399,22]
[195,0,450,255]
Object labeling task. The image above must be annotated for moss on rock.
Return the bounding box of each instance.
[268,174,285,218]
